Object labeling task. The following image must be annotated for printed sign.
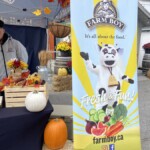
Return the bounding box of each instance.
[85,0,124,29]
[71,0,141,149]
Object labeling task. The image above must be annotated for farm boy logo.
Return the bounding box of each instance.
[85,0,125,29]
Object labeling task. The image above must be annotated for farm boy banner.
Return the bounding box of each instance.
[71,0,141,150]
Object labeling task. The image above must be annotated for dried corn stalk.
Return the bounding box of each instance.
[38,50,52,66]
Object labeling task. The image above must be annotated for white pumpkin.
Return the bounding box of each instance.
[25,90,47,112]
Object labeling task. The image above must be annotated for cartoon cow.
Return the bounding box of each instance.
[80,44,134,114]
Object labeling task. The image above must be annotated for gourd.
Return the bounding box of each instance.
[58,68,68,76]
[25,90,47,112]
[44,118,68,150]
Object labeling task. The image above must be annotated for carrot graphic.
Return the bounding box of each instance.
[105,121,124,137]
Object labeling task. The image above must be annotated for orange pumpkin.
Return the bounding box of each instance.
[44,118,68,150]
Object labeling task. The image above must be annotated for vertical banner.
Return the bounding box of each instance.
[71,0,141,150]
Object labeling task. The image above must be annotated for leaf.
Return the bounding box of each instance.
[113,104,127,121]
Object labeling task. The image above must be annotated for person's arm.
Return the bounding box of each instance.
[15,40,28,63]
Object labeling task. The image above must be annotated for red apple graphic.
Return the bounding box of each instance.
[91,126,106,136]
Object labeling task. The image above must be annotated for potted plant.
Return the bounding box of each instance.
[56,41,71,57]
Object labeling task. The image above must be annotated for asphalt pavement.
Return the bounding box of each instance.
[138,70,150,150]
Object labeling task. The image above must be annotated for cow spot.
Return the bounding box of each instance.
[98,88,106,95]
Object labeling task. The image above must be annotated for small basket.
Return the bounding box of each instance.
[48,23,70,38]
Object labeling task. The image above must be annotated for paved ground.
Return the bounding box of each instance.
[43,141,73,150]
[138,70,150,150]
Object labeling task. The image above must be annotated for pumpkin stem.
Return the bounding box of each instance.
[33,90,38,94]
[55,118,59,122]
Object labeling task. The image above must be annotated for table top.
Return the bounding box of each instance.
[0,101,53,119]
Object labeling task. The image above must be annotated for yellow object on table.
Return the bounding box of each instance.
[58,68,68,76]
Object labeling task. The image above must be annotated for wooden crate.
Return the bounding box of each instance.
[5,85,46,108]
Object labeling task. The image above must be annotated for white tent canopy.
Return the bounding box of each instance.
[0,0,69,28]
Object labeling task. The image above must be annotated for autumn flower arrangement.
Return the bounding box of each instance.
[7,59,28,70]
[0,59,45,91]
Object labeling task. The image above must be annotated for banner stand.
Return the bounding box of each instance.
[71,0,141,149]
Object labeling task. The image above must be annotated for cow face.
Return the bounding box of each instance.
[98,44,119,67]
